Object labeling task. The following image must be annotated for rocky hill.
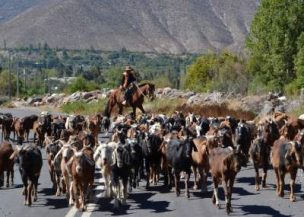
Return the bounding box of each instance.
[0,0,47,22]
[0,0,259,54]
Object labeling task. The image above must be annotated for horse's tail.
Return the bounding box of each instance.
[103,99,111,117]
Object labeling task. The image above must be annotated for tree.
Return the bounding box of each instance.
[101,67,122,88]
[65,77,99,93]
[0,70,17,96]
[246,0,304,92]
[184,51,248,93]
[184,53,216,92]
[286,32,304,94]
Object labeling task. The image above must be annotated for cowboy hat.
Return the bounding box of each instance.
[125,65,133,71]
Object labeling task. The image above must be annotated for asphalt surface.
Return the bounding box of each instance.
[0,108,304,217]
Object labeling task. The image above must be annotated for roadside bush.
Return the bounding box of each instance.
[60,99,106,115]
[65,77,99,94]
[184,51,249,94]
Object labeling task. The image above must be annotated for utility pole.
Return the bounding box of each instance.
[8,51,12,100]
[16,60,19,98]
[23,68,26,94]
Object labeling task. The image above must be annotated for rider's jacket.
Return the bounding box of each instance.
[121,71,136,89]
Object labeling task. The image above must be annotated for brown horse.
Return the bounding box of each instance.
[104,82,155,118]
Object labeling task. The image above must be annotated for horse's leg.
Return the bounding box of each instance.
[137,104,145,114]
[132,107,136,119]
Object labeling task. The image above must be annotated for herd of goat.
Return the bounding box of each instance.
[0,111,304,214]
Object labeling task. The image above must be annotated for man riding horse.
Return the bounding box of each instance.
[120,65,137,105]
[104,65,155,118]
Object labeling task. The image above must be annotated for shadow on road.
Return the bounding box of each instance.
[234,187,257,196]
[145,184,171,194]
[237,177,255,185]
[96,197,133,216]
[39,188,69,209]
[39,187,55,196]
[192,190,212,198]
[130,192,172,213]
[96,191,172,215]
[44,198,69,209]
[0,184,23,190]
[239,205,292,217]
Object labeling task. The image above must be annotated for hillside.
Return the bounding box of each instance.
[0,0,259,54]
[0,0,48,23]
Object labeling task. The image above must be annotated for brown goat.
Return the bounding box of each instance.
[272,138,303,202]
[191,137,209,192]
[70,147,95,211]
[0,141,14,187]
[209,147,242,214]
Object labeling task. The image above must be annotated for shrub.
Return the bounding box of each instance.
[60,99,106,115]
[184,51,249,94]
[65,77,99,94]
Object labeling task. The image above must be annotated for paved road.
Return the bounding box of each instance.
[0,108,304,217]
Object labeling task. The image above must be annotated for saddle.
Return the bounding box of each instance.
[121,85,136,103]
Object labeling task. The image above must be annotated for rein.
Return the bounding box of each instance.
[134,83,149,99]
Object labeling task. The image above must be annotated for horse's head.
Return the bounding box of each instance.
[145,83,156,101]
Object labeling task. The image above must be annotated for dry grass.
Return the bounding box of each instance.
[144,98,255,120]
[59,97,256,120]
[60,99,106,115]
[175,103,256,120]
[288,102,304,118]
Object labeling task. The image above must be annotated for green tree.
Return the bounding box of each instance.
[286,32,304,94]
[184,53,216,92]
[65,77,99,93]
[184,52,248,93]
[246,0,304,92]
[0,70,17,96]
[101,67,122,88]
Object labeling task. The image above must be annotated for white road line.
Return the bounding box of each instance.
[81,176,106,217]
[64,163,106,217]
[64,206,78,217]
[95,185,105,191]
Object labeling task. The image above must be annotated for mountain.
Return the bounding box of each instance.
[0,0,48,23]
[0,0,259,54]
